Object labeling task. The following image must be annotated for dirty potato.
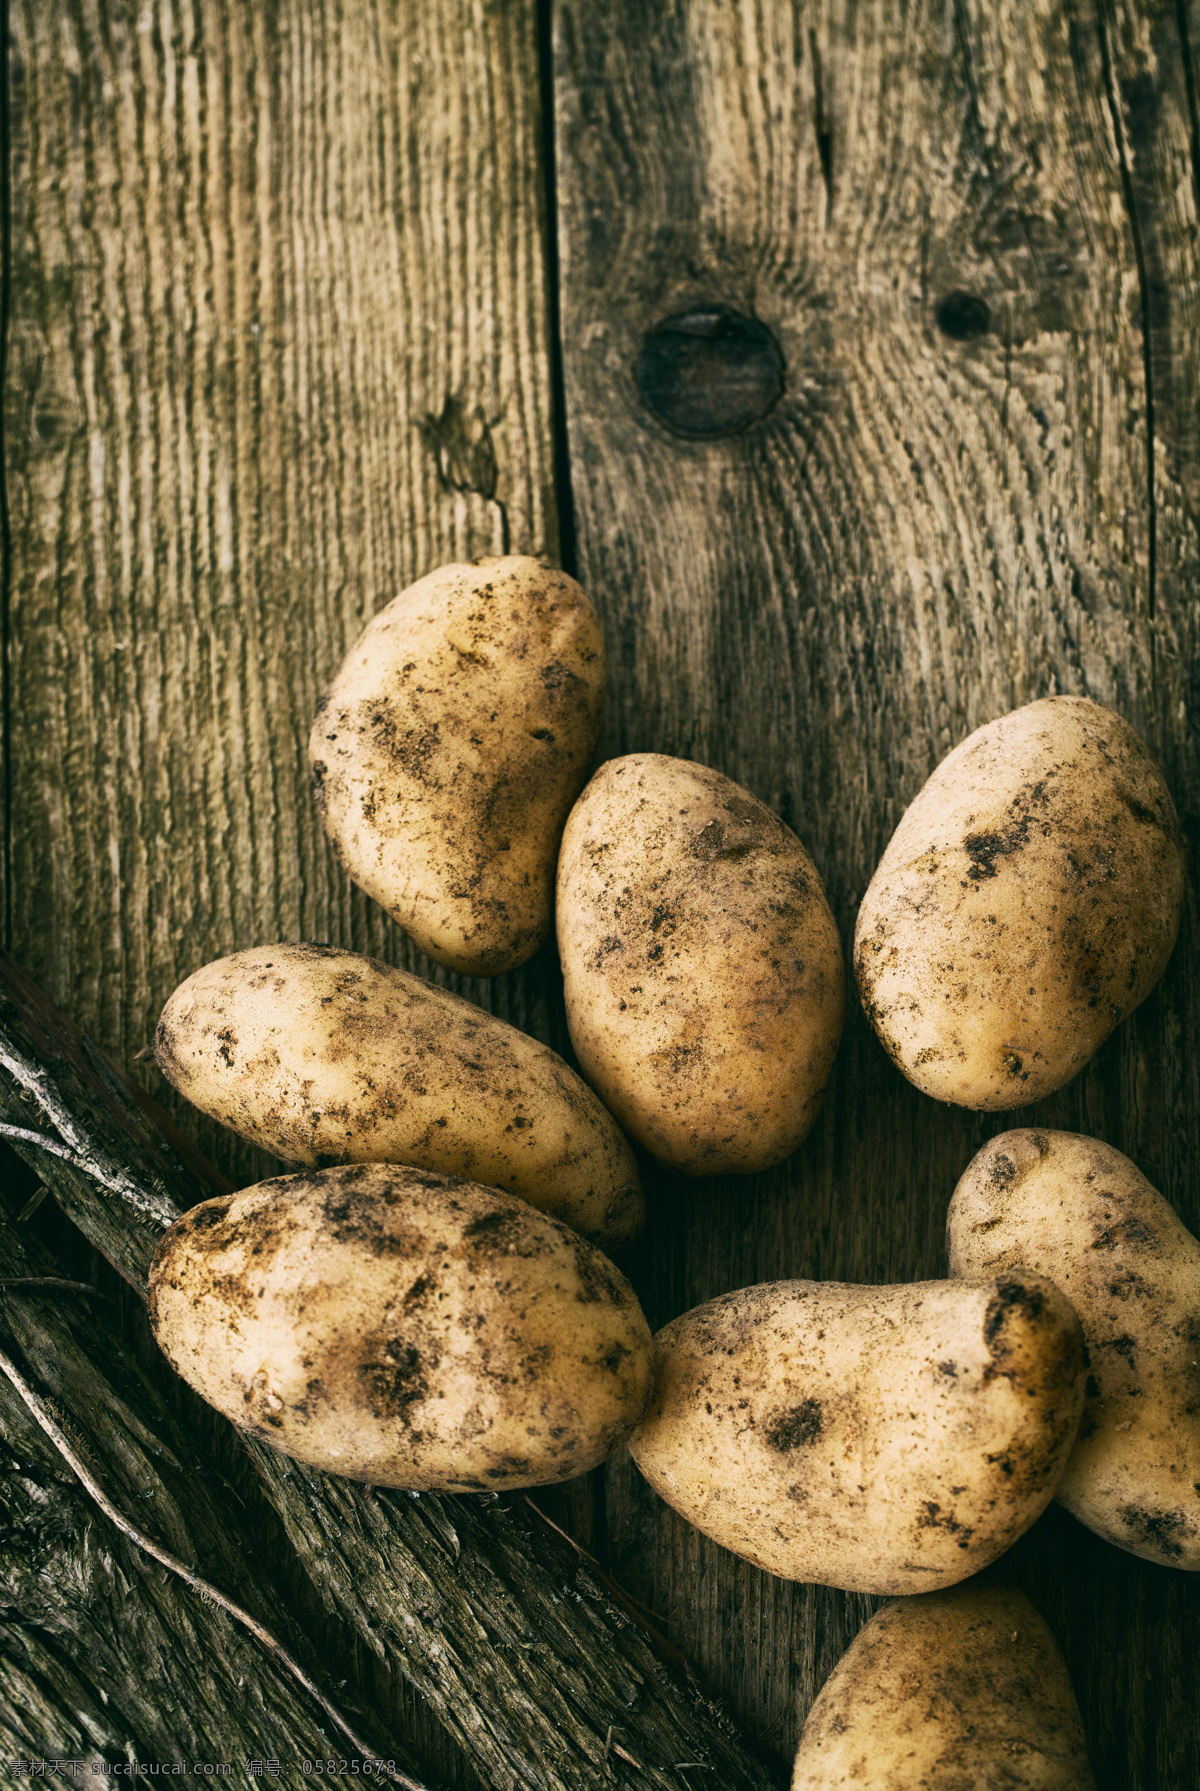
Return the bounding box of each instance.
[949,1129,1200,1569]
[854,696,1183,1108]
[792,1581,1095,1789]
[155,942,643,1248]
[627,1273,1085,1593]
[149,1164,654,1490]
[556,755,844,1175]
[308,555,606,976]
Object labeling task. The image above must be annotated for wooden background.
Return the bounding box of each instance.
[3,1,1198,1786]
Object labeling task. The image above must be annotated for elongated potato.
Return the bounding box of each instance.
[149,1165,654,1491]
[628,1273,1085,1593]
[854,696,1183,1108]
[154,942,643,1247]
[949,1129,1200,1568]
[308,555,605,976]
[556,755,844,1175]
[792,1582,1095,1789]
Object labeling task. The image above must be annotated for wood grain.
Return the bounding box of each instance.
[7,0,1200,1785]
[3,0,558,1187]
[553,0,1200,1783]
[3,3,559,1783]
[0,952,491,1790]
[0,1190,432,1778]
[0,958,782,1791]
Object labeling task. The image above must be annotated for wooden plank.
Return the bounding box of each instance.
[3,0,558,1187]
[552,0,1200,1782]
[3,2,559,1782]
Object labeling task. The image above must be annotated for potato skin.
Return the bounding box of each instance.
[148,1164,653,1491]
[854,696,1183,1109]
[308,555,605,976]
[556,755,845,1175]
[792,1582,1095,1789]
[948,1129,1200,1569]
[627,1274,1085,1593]
[154,943,643,1248]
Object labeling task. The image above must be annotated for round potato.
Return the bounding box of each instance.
[792,1581,1095,1789]
[556,755,844,1175]
[154,943,643,1248]
[853,696,1183,1108]
[949,1129,1200,1569]
[309,555,606,976]
[149,1164,654,1491]
[628,1273,1085,1593]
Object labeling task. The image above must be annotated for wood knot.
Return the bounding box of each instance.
[934,290,991,341]
[634,308,784,438]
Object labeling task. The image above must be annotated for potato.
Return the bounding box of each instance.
[948,1129,1200,1569]
[308,555,605,976]
[556,755,844,1174]
[148,1164,653,1490]
[154,942,643,1248]
[853,696,1183,1109]
[627,1273,1085,1593]
[792,1581,1095,1789]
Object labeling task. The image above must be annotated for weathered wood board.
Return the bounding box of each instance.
[4,0,1199,1786]
[3,2,556,1784]
[551,0,1200,1782]
[2,0,559,1159]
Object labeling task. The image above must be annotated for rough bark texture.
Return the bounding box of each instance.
[553,1,1200,1784]
[0,951,782,1789]
[0,1192,423,1776]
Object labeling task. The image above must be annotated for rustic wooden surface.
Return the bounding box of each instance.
[553,0,1200,1785]
[0,1188,409,1776]
[0,954,782,1790]
[3,2,558,1784]
[4,0,1199,1787]
[2,0,559,1167]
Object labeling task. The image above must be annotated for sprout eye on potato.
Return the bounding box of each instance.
[792,1581,1095,1789]
[307,555,606,977]
[628,1272,1085,1594]
[854,696,1183,1109]
[556,754,845,1175]
[949,1129,1200,1569]
[154,942,643,1249]
[149,1165,654,1492]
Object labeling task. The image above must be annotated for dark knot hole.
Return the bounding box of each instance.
[935,290,991,341]
[634,308,786,439]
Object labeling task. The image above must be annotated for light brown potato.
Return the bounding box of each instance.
[308,555,605,976]
[854,696,1183,1109]
[627,1273,1085,1594]
[556,755,844,1175]
[154,942,643,1248]
[949,1129,1200,1569]
[792,1581,1095,1789]
[149,1164,653,1491]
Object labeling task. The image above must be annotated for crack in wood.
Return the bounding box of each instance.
[1176,0,1200,228]
[807,31,833,229]
[1096,0,1158,627]
[0,0,10,956]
